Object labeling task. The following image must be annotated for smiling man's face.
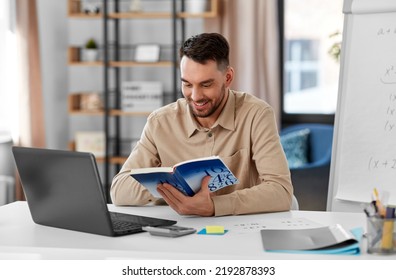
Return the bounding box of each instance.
[180,56,233,128]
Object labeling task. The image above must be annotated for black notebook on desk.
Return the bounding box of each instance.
[12,146,176,237]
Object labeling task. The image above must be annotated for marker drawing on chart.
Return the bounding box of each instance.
[380,64,396,84]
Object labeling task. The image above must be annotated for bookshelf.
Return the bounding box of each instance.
[67,0,219,201]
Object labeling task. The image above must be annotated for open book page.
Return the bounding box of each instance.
[130,166,173,174]
[174,157,239,193]
[173,155,220,167]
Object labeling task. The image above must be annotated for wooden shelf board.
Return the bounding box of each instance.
[177,11,217,18]
[110,157,128,165]
[68,13,103,19]
[69,110,104,116]
[109,12,217,19]
[68,61,104,66]
[68,109,151,117]
[109,12,172,19]
[109,61,172,67]
[110,110,151,116]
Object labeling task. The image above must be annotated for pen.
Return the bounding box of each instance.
[373,188,385,217]
[364,202,377,218]
[373,188,379,198]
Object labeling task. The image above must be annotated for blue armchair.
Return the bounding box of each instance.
[280,124,334,211]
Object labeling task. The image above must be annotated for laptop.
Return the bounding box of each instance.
[12,146,176,237]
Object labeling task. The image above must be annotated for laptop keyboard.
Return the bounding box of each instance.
[109,211,176,234]
[112,220,142,232]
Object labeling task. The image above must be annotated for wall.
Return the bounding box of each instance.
[37,0,68,149]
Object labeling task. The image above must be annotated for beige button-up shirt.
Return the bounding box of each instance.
[110,90,293,216]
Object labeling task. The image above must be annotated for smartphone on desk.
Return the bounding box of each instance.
[142,225,196,237]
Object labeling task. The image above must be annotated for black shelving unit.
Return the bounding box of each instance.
[101,0,185,202]
[67,0,218,202]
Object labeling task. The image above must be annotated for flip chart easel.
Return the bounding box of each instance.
[328,0,396,211]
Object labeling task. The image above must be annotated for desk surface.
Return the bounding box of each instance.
[0,201,394,260]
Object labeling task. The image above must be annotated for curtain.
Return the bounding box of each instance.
[205,0,281,126]
[15,0,45,200]
[16,0,45,148]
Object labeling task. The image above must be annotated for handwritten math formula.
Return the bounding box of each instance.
[383,92,396,132]
[378,27,396,131]
[377,27,396,36]
[381,64,396,85]
[368,156,396,171]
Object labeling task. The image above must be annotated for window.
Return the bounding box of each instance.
[0,0,18,141]
[281,0,344,122]
[285,39,319,93]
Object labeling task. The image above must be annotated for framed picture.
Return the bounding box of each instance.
[134,44,160,62]
[75,131,105,157]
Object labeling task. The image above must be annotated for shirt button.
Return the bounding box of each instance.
[208,132,213,137]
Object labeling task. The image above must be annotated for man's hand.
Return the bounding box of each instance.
[157,176,215,216]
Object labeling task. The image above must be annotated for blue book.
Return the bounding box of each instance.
[130,156,239,197]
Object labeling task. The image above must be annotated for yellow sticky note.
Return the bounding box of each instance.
[205,225,224,234]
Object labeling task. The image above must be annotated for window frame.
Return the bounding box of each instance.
[278,0,335,126]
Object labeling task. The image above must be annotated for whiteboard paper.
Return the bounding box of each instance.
[329,0,396,210]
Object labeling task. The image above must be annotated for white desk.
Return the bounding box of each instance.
[0,201,394,260]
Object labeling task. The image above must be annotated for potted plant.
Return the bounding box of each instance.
[328,31,342,62]
[82,0,101,15]
[84,38,98,62]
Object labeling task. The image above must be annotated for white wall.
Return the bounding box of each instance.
[37,0,68,149]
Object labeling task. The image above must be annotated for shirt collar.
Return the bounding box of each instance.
[186,90,236,138]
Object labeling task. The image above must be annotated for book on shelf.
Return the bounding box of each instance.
[260,224,362,255]
[130,156,239,197]
[121,81,162,112]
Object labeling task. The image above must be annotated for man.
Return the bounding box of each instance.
[111,33,293,217]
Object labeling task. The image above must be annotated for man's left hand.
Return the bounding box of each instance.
[157,176,215,216]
